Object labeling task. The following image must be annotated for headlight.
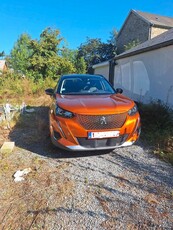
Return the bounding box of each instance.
[56,106,74,118]
[128,105,138,116]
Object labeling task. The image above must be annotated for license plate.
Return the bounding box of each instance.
[88,131,120,139]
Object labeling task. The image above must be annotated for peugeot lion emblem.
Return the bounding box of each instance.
[100,116,107,125]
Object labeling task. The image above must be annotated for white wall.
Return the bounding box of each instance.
[93,64,109,81]
[114,45,173,106]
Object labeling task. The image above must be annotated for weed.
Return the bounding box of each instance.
[84,177,88,184]
[138,101,173,163]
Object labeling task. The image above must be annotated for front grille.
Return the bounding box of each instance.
[77,113,127,130]
[77,134,128,148]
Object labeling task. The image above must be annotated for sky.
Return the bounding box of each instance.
[1,0,173,55]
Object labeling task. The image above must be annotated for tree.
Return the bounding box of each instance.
[77,37,116,73]
[10,33,32,74]
[28,28,76,79]
[0,51,5,58]
[108,28,118,47]
[74,56,86,74]
[10,28,77,79]
[61,47,86,73]
[77,38,101,69]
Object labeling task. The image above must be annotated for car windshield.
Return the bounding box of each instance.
[58,75,115,95]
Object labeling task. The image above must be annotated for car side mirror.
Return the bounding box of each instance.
[115,88,123,94]
[45,88,55,96]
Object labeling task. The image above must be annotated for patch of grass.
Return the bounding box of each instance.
[138,101,173,164]
[0,73,57,104]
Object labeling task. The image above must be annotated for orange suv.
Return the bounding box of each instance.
[45,74,141,150]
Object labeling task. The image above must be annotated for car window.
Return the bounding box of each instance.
[58,76,115,95]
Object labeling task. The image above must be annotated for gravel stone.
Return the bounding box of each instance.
[40,143,173,229]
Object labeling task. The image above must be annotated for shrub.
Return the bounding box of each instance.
[138,101,173,163]
[0,73,57,102]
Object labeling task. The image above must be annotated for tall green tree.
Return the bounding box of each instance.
[74,56,86,74]
[108,28,118,46]
[77,37,116,73]
[10,33,32,74]
[61,47,86,73]
[10,28,77,79]
[28,28,75,79]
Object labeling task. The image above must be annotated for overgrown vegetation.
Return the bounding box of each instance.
[138,102,173,164]
[0,72,57,103]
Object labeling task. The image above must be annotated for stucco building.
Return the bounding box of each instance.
[93,28,173,106]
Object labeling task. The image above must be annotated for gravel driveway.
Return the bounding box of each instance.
[1,107,173,229]
[43,144,173,230]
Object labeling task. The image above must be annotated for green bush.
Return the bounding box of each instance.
[138,101,173,163]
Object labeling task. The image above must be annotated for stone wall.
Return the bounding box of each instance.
[117,12,150,54]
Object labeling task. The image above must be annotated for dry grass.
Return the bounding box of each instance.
[138,102,173,164]
[0,74,56,104]
[0,149,74,229]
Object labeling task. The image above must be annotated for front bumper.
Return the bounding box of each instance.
[66,141,135,151]
[50,112,141,151]
[50,125,141,151]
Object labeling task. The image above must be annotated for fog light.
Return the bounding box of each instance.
[54,131,61,140]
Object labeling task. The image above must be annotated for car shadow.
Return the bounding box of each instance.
[8,106,113,159]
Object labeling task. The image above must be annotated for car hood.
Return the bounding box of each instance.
[56,94,134,115]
